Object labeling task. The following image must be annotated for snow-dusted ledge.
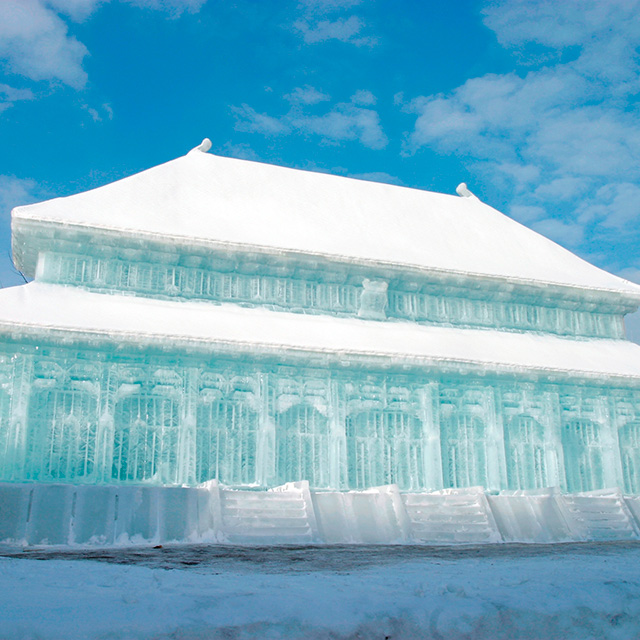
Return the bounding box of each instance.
[1,481,639,547]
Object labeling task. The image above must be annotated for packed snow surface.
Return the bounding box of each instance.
[2,542,640,639]
[1,282,640,379]
[12,148,640,296]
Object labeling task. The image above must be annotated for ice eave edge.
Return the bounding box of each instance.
[11,216,640,312]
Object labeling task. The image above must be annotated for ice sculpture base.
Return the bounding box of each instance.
[1,482,639,547]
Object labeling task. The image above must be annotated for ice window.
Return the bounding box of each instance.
[504,415,547,490]
[27,387,98,482]
[276,405,330,488]
[619,421,640,494]
[440,413,487,489]
[196,399,258,486]
[112,394,179,484]
[562,419,604,492]
[346,410,425,491]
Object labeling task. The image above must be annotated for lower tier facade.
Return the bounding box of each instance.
[2,481,640,546]
[1,340,640,494]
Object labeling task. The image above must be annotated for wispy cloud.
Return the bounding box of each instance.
[402,0,640,274]
[0,0,209,91]
[0,84,34,114]
[0,0,90,88]
[293,0,376,46]
[233,88,388,149]
[284,85,330,105]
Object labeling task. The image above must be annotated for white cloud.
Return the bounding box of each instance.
[232,104,291,136]
[297,0,362,13]
[123,0,208,16]
[351,89,376,106]
[0,84,34,114]
[284,85,330,105]
[292,102,387,148]
[294,15,375,46]
[0,0,209,90]
[0,0,89,88]
[218,142,259,161]
[233,90,388,150]
[46,0,105,21]
[293,0,376,47]
[403,0,640,265]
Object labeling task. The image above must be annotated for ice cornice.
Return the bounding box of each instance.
[11,146,640,299]
[1,283,640,384]
[11,216,640,311]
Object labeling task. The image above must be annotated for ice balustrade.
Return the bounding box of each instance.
[0,347,638,493]
[38,251,625,338]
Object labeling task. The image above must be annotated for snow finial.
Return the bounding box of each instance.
[456,182,474,198]
[193,138,212,153]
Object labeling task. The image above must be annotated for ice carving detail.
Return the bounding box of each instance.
[358,279,388,320]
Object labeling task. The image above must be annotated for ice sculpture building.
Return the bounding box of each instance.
[2,140,640,546]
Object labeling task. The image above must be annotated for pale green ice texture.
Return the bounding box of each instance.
[1,248,639,494]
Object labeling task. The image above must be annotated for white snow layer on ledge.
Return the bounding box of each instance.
[2,283,640,380]
[12,149,640,296]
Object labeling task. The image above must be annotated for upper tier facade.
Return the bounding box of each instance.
[10,143,640,340]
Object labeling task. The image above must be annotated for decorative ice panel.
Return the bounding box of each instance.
[196,399,258,485]
[620,421,640,494]
[346,411,425,491]
[0,346,638,493]
[441,414,487,488]
[112,394,180,484]
[277,405,331,488]
[504,415,548,490]
[562,420,605,492]
[39,251,625,339]
[26,386,98,482]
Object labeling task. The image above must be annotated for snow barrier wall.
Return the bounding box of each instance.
[1,481,639,547]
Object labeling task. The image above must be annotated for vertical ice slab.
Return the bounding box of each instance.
[487,489,575,543]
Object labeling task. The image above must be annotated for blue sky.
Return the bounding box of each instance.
[1,0,640,336]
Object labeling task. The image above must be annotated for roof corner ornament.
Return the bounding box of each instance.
[192,138,212,153]
[456,182,476,199]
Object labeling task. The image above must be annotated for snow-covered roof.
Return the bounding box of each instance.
[1,283,640,382]
[12,145,640,297]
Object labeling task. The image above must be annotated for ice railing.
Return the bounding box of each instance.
[36,251,625,339]
[1,349,639,494]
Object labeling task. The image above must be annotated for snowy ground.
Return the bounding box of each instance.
[2,542,640,640]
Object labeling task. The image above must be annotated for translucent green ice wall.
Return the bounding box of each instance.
[37,251,627,339]
[1,345,639,493]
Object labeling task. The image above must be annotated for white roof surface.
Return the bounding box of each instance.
[1,283,639,380]
[12,146,640,297]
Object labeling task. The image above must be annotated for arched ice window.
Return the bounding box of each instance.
[440,413,487,489]
[619,421,640,494]
[196,399,258,486]
[562,419,604,493]
[504,415,548,490]
[276,405,331,488]
[27,387,98,481]
[346,410,425,490]
[112,394,179,484]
